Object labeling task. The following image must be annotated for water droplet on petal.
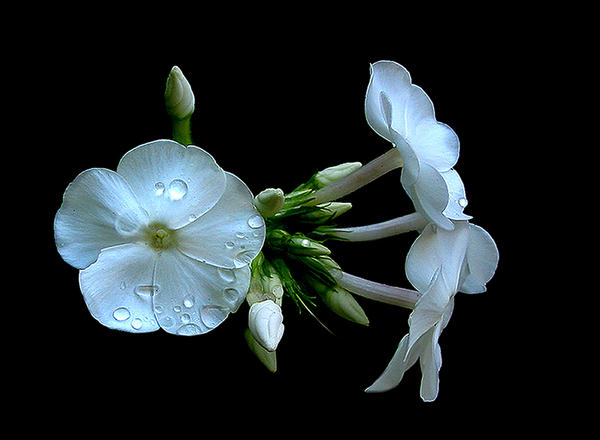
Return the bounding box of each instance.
[154,182,165,196]
[181,313,191,323]
[188,214,197,222]
[234,250,255,266]
[134,284,160,297]
[247,214,264,229]
[177,323,203,336]
[154,305,164,314]
[120,281,127,290]
[236,232,245,239]
[167,179,188,200]
[131,318,143,330]
[113,307,130,321]
[173,305,181,313]
[458,197,468,207]
[183,296,195,308]
[225,241,235,249]
[200,305,229,328]
[217,267,236,283]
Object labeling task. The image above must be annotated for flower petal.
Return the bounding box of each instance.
[176,172,266,269]
[441,169,472,221]
[404,163,453,231]
[116,140,226,229]
[459,224,499,293]
[406,221,471,293]
[407,270,451,353]
[79,243,159,333]
[55,168,150,269]
[152,249,251,335]
[419,324,443,402]
[413,119,460,171]
[365,61,413,142]
[365,334,422,393]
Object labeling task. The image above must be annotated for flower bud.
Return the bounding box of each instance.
[248,300,285,352]
[254,188,285,218]
[165,66,195,120]
[244,328,277,372]
[288,235,331,256]
[314,162,362,188]
[320,285,369,326]
[299,202,353,222]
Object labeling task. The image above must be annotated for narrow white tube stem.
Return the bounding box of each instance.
[334,271,420,310]
[308,147,402,205]
[327,212,427,241]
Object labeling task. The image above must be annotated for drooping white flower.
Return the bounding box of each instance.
[248,300,285,352]
[366,221,498,400]
[365,60,470,230]
[54,139,266,335]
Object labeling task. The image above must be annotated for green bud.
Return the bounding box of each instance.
[298,202,353,223]
[244,328,277,372]
[266,229,292,251]
[288,234,331,257]
[164,66,195,120]
[319,284,369,326]
[314,162,362,188]
[254,188,285,218]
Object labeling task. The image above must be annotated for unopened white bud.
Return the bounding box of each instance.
[254,188,285,218]
[315,162,362,188]
[248,300,285,352]
[165,66,195,120]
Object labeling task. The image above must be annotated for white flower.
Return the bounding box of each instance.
[54,139,266,335]
[248,300,285,352]
[365,60,470,230]
[366,221,498,400]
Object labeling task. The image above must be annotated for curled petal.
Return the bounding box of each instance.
[459,224,499,293]
[116,140,226,229]
[176,172,266,269]
[79,243,159,333]
[406,222,470,293]
[441,169,472,221]
[151,249,251,335]
[55,168,149,270]
[404,163,453,231]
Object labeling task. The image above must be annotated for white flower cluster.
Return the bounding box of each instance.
[360,61,499,401]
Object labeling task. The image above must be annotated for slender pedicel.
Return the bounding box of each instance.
[334,271,420,309]
[325,212,427,241]
[308,147,403,205]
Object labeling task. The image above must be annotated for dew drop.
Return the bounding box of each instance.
[173,305,181,313]
[167,179,188,201]
[134,284,160,297]
[183,296,195,308]
[154,305,164,314]
[188,214,197,222]
[217,267,236,283]
[131,318,143,330]
[223,288,242,308]
[154,182,165,196]
[236,232,245,239]
[200,305,229,328]
[120,281,127,290]
[113,307,130,321]
[247,214,264,229]
[225,241,235,249]
[234,250,255,266]
[177,323,203,336]
[181,313,191,323]
[458,197,468,208]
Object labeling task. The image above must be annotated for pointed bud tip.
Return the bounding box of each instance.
[165,65,195,119]
[254,188,285,217]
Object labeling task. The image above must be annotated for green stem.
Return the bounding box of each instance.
[172,117,193,146]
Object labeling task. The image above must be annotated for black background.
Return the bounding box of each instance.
[10,9,566,436]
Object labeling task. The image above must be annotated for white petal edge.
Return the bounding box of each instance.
[55,168,150,270]
[176,172,266,269]
[116,139,227,229]
[459,224,499,294]
[152,249,251,335]
[79,243,160,333]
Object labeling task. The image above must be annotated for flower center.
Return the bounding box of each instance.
[146,223,177,250]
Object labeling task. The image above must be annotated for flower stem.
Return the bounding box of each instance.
[334,271,420,309]
[326,212,427,241]
[308,147,402,205]
[172,117,193,146]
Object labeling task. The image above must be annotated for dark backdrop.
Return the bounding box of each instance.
[18,16,551,435]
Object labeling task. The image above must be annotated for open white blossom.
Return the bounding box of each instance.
[54,139,266,335]
[365,60,470,230]
[366,221,498,400]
